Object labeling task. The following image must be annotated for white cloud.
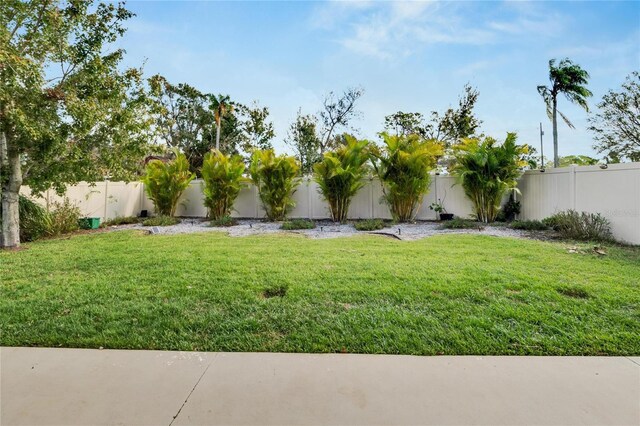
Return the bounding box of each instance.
[311,0,568,59]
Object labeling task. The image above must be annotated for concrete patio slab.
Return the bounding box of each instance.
[175,353,640,426]
[1,347,638,426]
[0,347,214,425]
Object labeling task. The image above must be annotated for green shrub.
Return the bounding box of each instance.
[249,149,301,221]
[509,220,549,231]
[314,135,370,223]
[46,198,81,236]
[210,215,238,227]
[497,196,521,222]
[281,219,315,230]
[142,152,195,217]
[543,210,613,241]
[440,218,477,229]
[201,149,247,220]
[371,133,442,222]
[452,133,528,223]
[102,216,141,227]
[0,196,49,242]
[142,216,180,227]
[354,219,385,231]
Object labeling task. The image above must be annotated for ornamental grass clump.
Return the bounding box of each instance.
[371,132,442,222]
[201,149,247,220]
[452,133,528,223]
[142,152,195,217]
[314,135,370,222]
[249,149,301,221]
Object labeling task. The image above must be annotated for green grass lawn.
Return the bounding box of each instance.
[1,231,639,355]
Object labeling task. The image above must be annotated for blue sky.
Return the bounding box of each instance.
[116,1,640,159]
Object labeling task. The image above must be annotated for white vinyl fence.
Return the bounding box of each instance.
[20,162,640,244]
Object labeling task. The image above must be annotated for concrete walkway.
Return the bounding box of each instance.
[1,347,638,426]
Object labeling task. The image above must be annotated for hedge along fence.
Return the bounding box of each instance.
[19,162,640,244]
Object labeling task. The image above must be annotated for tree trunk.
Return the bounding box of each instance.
[552,98,559,168]
[1,132,22,248]
[215,118,221,151]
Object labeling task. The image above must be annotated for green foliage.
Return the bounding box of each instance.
[45,199,81,236]
[286,110,322,175]
[354,219,385,231]
[546,155,599,168]
[201,150,247,220]
[237,101,276,153]
[496,196,521,222]
[210,215,238,227]
[371,133,443,222]
[102,216,141,227]
[142,216,180,227]
[2,1,153,194]
[148,75,213,172]
[440,218,477,229]
[589,72,640,163]
[384,111,427,137]
[313,135,370,222]
[0,196,83,241]
[427,84,482,144]
[142,153,195,217]
[281,219,316,230]
[452,133,528,223]
[543,210,613,242]
[537,58,592,167]
[249,150,301,221]
[509,220,549,231]
[1,1,153,247]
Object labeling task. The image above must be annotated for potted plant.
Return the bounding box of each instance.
[429,199,453,221]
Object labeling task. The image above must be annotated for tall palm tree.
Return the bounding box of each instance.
[209,94,234,151]
[537,58,592,167]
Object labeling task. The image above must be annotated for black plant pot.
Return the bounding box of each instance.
[439,213,454,221]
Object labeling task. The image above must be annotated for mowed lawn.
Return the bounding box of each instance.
[1,231,639,355]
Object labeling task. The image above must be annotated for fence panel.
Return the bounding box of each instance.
[18,163,640,244]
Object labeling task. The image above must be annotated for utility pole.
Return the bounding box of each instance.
[539,122,545,170]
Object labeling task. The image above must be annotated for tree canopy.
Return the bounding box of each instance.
[589,72,640,163]
[1,0,152,247]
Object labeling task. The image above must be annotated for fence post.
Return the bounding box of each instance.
[254,184,259,219]
[369,178,374,219]
[569,165,577,210]
[103,180,109,219]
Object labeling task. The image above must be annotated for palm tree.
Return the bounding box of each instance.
[209,95,234,151]
[537,58,592,168]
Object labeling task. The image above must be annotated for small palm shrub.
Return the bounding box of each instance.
[371,133,442,222]
[354,219,385,231]
[201,149,247,220]
[142,215,180,227]
[281,219,315,230]
[142,152,195,217]
[543,210,612,241]
[249,149,301,221]
[452,133,528,223]
[314,135,370,222]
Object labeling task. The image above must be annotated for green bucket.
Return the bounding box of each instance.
[78,217,101,230]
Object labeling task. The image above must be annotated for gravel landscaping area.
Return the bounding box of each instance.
[110,218,555,241]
